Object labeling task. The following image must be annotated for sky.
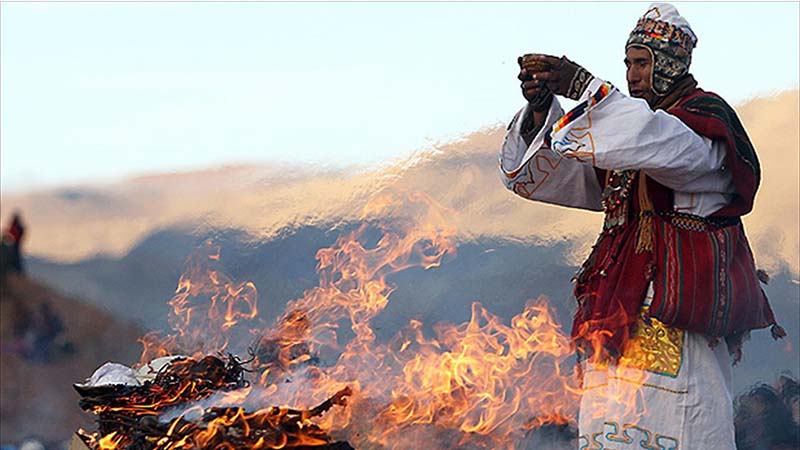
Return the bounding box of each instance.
[2,1,798,193]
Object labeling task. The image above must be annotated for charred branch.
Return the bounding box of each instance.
[75,355,352,450]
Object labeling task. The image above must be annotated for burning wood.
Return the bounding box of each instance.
[74,355,353,450]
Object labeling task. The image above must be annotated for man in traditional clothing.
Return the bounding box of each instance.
[499,3,784,449]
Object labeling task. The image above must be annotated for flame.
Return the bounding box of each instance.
[254,191,582,448]
[349,299,580,449]
[84,190,651,449]
[97,432,123,450]
[139,240,260,362]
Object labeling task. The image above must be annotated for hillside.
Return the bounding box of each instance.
[2,90,797,274]
[0,275,142,445]
[27,225,580,339]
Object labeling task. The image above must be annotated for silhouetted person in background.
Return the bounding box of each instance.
[8,301,36,358]
[735,382,800,450]
[2,212,27,275]
[11,301,33,339]
[776,375,800,428]
[34,302,66,362]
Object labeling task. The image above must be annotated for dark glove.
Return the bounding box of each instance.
[524,54,594,100]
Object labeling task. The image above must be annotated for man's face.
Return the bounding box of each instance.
[625,46,656,105]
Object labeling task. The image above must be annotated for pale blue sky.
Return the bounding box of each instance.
[2,2,798,193]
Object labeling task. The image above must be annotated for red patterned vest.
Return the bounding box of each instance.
[570,89,781,362]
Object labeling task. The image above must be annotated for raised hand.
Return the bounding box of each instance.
[522,54,594,100]
[517,55,553,112]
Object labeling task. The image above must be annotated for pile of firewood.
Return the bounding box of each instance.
[73,355,353,450]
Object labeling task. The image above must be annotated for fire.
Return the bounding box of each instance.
[78,191,599,449]
[356,300,579,449]
[97,432,123,450]
[139,240,260,362]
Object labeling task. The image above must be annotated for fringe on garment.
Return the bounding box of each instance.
[636,172,654,254]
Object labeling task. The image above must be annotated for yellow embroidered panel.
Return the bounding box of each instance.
[619,307,684,377]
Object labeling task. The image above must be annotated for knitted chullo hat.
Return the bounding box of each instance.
[626,3,698,96]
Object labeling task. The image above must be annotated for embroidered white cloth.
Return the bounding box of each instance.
[578,331,735,450]
[577,288,736,450]
[500,78,734,217]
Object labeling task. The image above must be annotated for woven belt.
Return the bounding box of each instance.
[658,211,741,232]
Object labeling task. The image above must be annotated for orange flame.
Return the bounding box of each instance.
[92,191,627,449]
[139,240,259,362]
[245,192,582,448]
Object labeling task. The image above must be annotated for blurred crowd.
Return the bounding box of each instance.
[5,299,73,363]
